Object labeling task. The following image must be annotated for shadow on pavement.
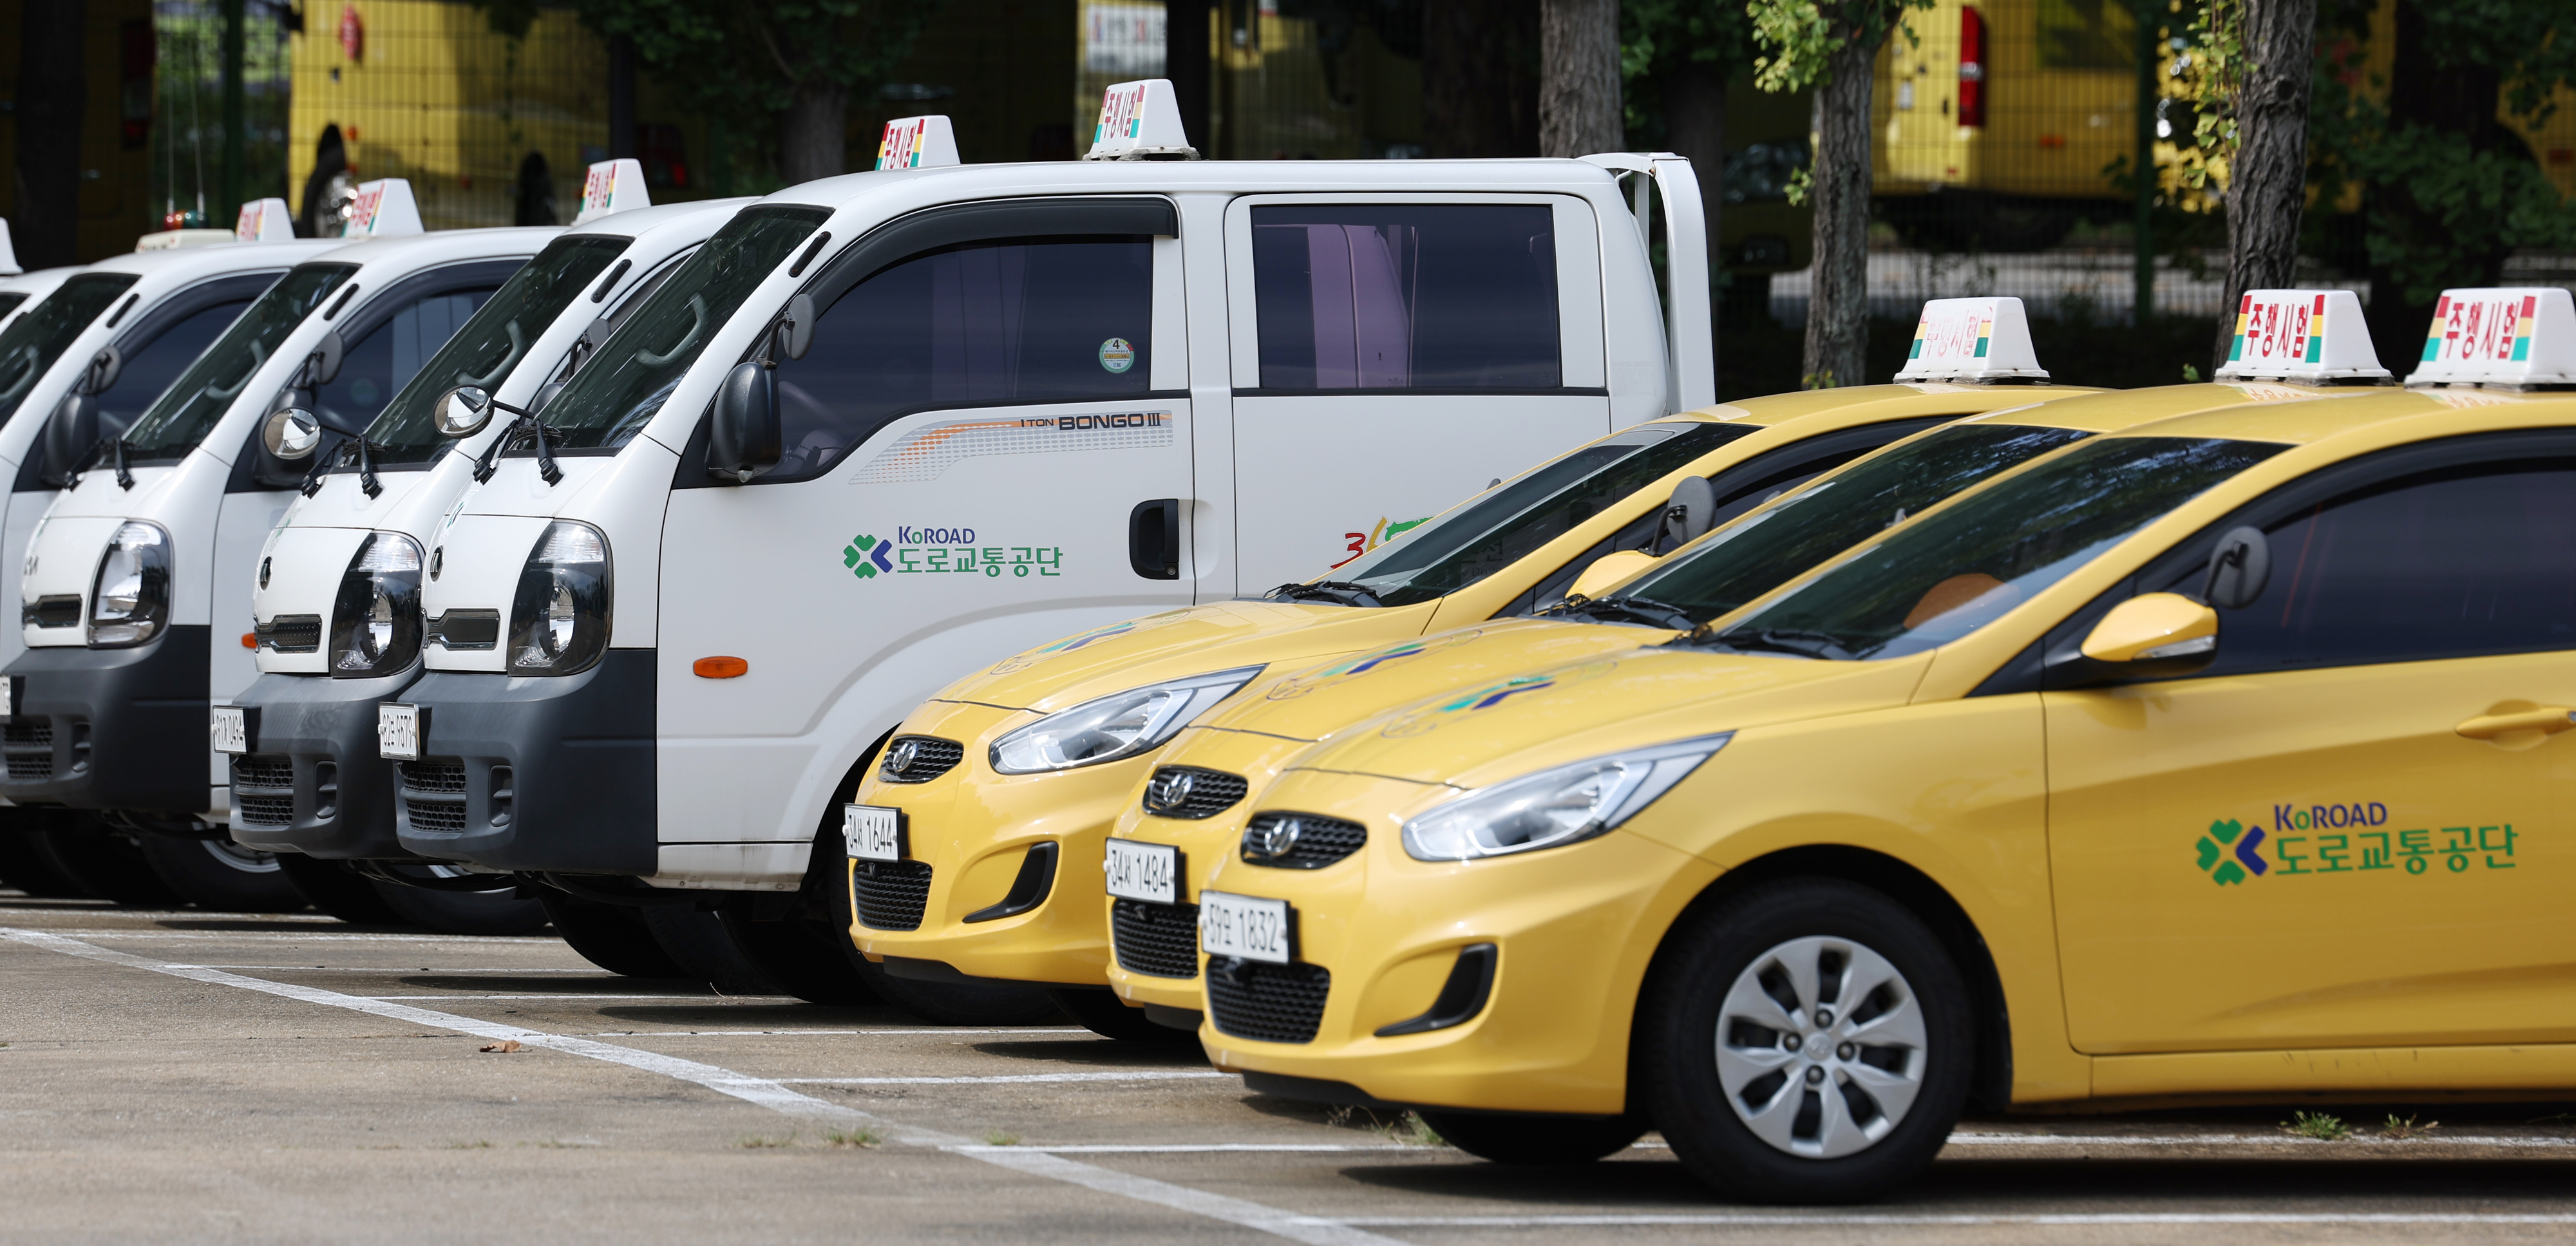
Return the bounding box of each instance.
[969,1039,1211,1068]
[400,974,704,993]
[592,1003,922,1026]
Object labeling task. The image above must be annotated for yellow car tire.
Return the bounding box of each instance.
[1640,878,1973,1204]
[1047,986,1204,1045]
[1417,1111,1647,1166]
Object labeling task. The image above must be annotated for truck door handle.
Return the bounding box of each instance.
[1129,499,1179,580]
[2454,707,2576,741]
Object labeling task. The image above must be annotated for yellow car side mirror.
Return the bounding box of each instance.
[1568,549,1658,600]
[2081,592,2219,665]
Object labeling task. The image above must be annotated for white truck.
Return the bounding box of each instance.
[386,88,1712,1002]
[229,180,757,932]
[5,181,552,911]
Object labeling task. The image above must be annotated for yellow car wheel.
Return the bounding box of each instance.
[1417,1111,1646,1166]
[1641,879,1973,1204]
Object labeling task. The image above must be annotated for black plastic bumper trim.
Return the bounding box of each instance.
[1373,943,1497,1037]
[0,627,211,811]
[227,667,421,858]
[961,841,1057,923]
[392,649,655,874]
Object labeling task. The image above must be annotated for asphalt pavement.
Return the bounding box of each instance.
[6,891,2575,1245]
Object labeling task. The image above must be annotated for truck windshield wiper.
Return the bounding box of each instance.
[1538,594,1697,630]
[1265,581,1384,607]
[1677,626,1855,661]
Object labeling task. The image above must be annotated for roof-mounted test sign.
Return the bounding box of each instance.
[2404,288,2576,390]
[876,115,960,170]
[1892,296,2049,383]
[573,158,650,225]
[2216,289,2389,383]
[1084,79,1198,160]
[235,198,295,241]
[340,178,426,238]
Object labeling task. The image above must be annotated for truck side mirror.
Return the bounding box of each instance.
[2079,592,2219,677]
[706,361,781,483]
[40,390,100,484]
[1568,549,1658,600]
[436,386,495,437]
[264,407,323,460]
[2201,525,2270,610]
[307,329,345,386]
[779,293,816,361]
[1660,476,1716,551]
[76,346,122,396]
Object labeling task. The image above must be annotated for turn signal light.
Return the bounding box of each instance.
[241,632,256,649]
[694,656,748,679]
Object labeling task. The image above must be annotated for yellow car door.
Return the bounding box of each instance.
[2046,429,2576,1055]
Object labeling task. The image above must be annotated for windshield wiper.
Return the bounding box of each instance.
[1677,626,1855,661]
[1538,594,1697,630]
[302,433,387,499]
[472,406,564,486]
[1265,581,1384,608]
[71,436,136,491]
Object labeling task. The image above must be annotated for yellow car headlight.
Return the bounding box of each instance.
[988,665,1264,775]
[1401,733,1732,862]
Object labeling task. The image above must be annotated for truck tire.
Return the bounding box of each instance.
[276,853,408,926]
[0,817,92,898]
[718,909,884,1005]
[640,905,788,996]
[41,822,187,908]
[135,835,308,913]
[372,876,551,936]
[539,891,685,978]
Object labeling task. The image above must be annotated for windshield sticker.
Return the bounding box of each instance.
[1331,514,1434,569]
[1266,630,1488,701]
[1378,660,1620,738]
[844,527,1058,581]
[1099,337,1135,373]
[853,411,1173,484]
[985,609,1196,675]
[2193,804,2515,886]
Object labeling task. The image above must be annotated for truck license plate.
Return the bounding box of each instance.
[209,706,250,754]
[377,703,423,760]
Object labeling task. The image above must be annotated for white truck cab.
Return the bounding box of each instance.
[392,91,1707,987]
[5,183,551,852]
[231,189,753,873]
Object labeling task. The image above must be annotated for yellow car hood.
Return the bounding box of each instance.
[932,599,1403,713]
[1189,618,1668,743]
[1283,645,1931,789]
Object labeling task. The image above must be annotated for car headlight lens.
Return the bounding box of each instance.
[988,665,1265,775]
[328,533,424,677]
[1401,733,1733,862]
[87,520,171,648]
[506,520,611,675]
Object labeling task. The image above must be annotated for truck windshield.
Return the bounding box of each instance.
[1694,435,2287,661]
[1323,421,1757,607]
[1618,423,2096,624]
[0,272,141,422]
[123,263,356,461]
[362,235,630,465]
[538,205,830,450]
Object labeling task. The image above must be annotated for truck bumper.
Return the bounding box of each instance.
[392,648,655,875]
[227,668,422,858]
[0,627,211,812]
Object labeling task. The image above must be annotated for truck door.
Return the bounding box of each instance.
[656,196,1194,849]
[1223,195,1613,585]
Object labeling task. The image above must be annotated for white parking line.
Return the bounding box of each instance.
[1944,1132,2576,1149]
[0,925,1407,1246]
[965,1144,1406,1154]
[361,994,768,1001]
[175,965,606,973]
[1320,1213,2576,1227]
[64,931,565,945]
[596,1028,1096,1037]
[780,1071,1229,1086]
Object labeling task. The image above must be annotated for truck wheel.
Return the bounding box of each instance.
[1638,879,1971,1204]
[372,876,551,936]
[840,946,1061,1025]
[538,891,685,977]
[37,821,185,908]
[718,909,883,1005]
[1416,1111,1645,1165]
[1046,986,1202,1044]
[135,835,306,913]
[639,905,788,996]
[276,853,407,925]
[0,817,91,898]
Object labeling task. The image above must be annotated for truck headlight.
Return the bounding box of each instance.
[88,521,171,648]
[1400,733,1732,862]
[329,533,424,677]
[507,520,611,675]
[988,665,1264,775]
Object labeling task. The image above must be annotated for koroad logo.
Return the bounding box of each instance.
[843,526,1061,581]
[2192,800,2521,887]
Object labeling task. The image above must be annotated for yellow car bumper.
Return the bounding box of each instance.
[1191,771,1720,1117]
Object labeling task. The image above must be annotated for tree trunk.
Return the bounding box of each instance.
[779,79,851,184]
[1804,35,1879,388]
[2209,0,2317,372]
[1423,0,1540,157]
[1164,0,1211,151]
[1538,0,1621,156]
[609,35,638,160]
[2358,0,2508,369]
[15,0,87,269]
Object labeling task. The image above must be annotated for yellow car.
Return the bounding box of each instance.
[844,376,2105,1031]
[1101,377,2398,1028]
[1180,385,2576,1200]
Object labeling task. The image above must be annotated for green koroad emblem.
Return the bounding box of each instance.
[2194,817,2268,886]
[844,534,893,579]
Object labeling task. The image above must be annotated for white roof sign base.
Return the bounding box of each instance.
[1893,297,2049,382]
[2403,288,2576,389]
[573,159,650,224]
[341,178,426,237]
[876,116,961,170]
[2217,289,2389,382]
[235,198,295,241]
[1085,79,1197,160]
